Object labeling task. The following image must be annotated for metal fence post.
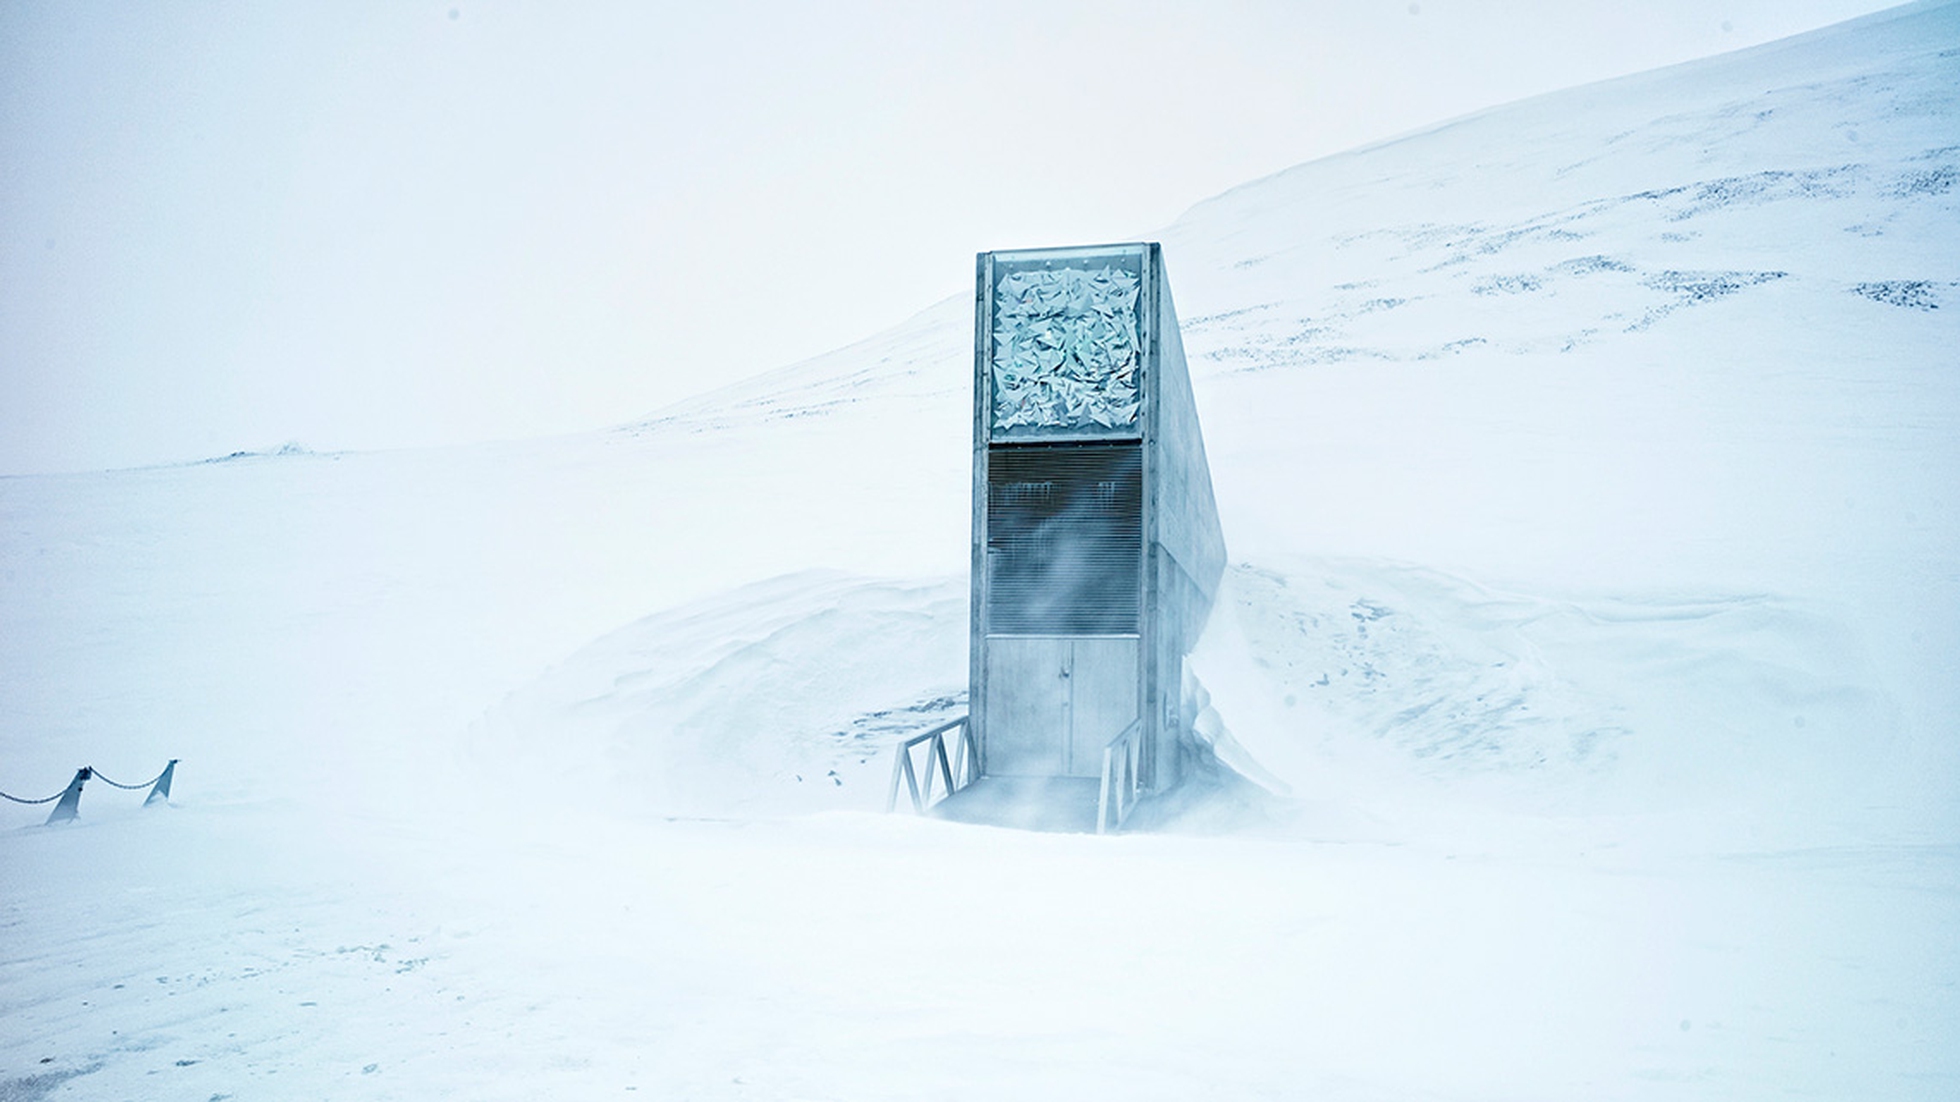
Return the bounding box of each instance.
[144,760,178,806]
[44,767,92,825]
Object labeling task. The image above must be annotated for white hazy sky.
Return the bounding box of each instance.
[0,0,1899,474]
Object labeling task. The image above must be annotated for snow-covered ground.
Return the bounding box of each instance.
[5,2,1958,1098]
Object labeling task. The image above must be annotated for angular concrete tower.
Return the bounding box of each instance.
[968,242,1225,811]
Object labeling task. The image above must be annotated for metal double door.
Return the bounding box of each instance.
[983,635,1139,778]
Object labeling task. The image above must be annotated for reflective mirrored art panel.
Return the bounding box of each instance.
[990,258,1145,438]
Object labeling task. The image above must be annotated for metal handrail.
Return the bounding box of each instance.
[1097,720,1144,834]
[885,716,975,814]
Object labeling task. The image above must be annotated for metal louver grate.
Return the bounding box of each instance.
[986,443,1142,634]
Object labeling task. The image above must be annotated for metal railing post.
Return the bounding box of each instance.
[1097,721,1145,835]
[145,759,178,806]
[1097,747,1114,834]
[886,716,974,816]
[44,767,91,826]
[885,748,906,812]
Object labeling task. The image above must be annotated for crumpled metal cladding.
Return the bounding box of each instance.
[992,266,1142,431]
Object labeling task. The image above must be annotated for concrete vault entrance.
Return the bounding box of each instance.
[888,242,1226,831]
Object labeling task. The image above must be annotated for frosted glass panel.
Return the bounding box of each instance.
[991,265,1142,436]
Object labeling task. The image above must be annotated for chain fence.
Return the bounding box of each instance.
[1,760,178,824]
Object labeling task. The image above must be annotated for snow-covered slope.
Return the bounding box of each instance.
[4,4,1958,1098]
[1173,0,1960,841]
[504,0,1960,836]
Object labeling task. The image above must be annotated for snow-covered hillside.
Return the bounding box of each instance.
[4,3,1957,1098]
